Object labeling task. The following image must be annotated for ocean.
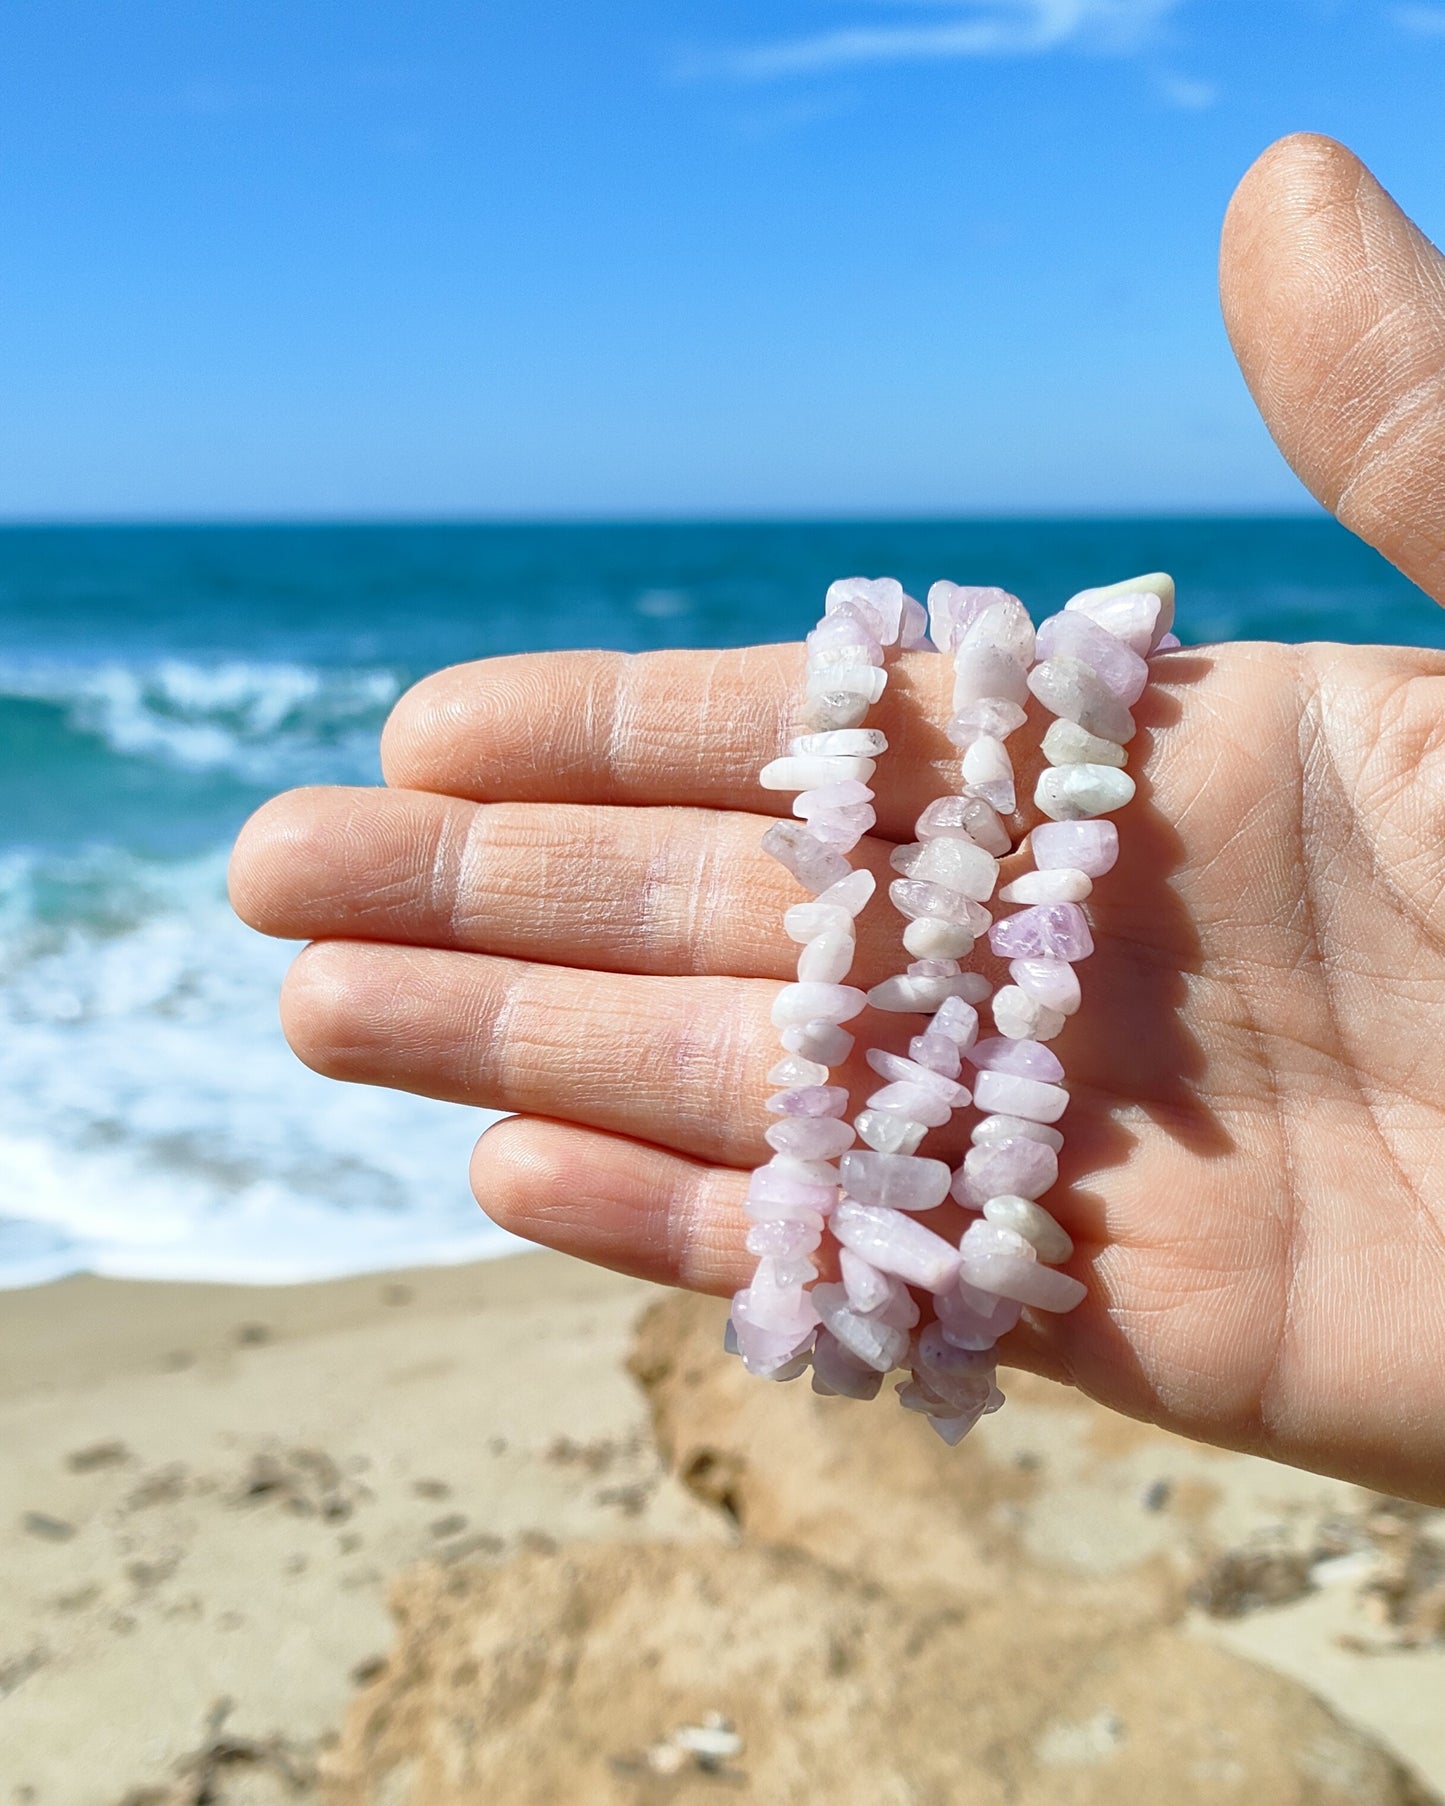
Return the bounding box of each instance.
[1,516,1438,1290]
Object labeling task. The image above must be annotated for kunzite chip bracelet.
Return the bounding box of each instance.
[727,578,918,1382]
[728,571,1178,1444]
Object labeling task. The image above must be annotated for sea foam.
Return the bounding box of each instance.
[0,844,512,1289]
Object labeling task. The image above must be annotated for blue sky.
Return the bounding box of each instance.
[2,1,1443,518]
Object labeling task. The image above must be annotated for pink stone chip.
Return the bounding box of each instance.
[745,1217,824,1258]
[761,821,851,894]
[953,1138,1059,1208]
[935,1278,1024,1349]
[1064,588,1162,656]
[926,582,1019,653]
[908,1030,963,1078]
[958,1220,1087,1314]
[1030,819,1118,877]
[812,1280,910,1372]
[808,601,884,660]
[912,1322,998,1412]
[831,1201,962,1293]
[967,1037,1065,1084]
[971,1069,1068,1124]
[960,1256,1083,1314]
[889,879,992,930]
[915,794,1012,856]
[746,1168,837,1221]
[765,1084,851,1119]
[839,1247,893,1314]
[960,736,1016,813]
[780,1019,855,1065]
[765,1116,856,1160]
[1036,609,1149,705]
[987,902,1094,963]
[839,1150,953,1211]
[770,982,868,1029]
[864,1080,954,1128]
[1008,957,1082,1016]
[931,995,981,1051]
[945,698,1028,750]
[865,1049,970,1107]
[811,1327,886,1399]
[825,577,907,645]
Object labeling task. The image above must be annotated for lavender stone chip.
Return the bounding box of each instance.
[935,1279,1023,1350]
[812,1281,910,1373]
[1030,819,1119,877]
[839,1150,953,1211]
[765,1116,856,1159]
[988,902,1094,963]
[1036,609,1150,705]
[908,1030,963,1078]
[970,1112,1065,1153]
[770,982,868,1029]
[839,1247,894,1314]
[831,1201,962,1293]
[916,794,1011,856]
[967,1036,1065,1083]
[765,1084,851,1118]
[971,1069,1068,1124]
[889,878,992,931]
[1027,657,1135,746]
[780,1019,855,1065]
[745,1217,824,1258]
[761,821,851,893]
[927,582,1019,653]
[811,1327,886,1399]
[865,1048,969,1105]
[864,1080,955,1128]
[953,1138,1059,1208]
[855,1109,930,1156]
[1008,957,1082,1017]
[824,577,907,645]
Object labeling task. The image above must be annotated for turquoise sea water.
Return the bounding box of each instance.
[0,516,1437,1287]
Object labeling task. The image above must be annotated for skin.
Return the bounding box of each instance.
[231,135,1445,1505]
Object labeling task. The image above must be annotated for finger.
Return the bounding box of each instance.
[231,784,901,981]
[471,1114,751,1294]
[471,1114,1080,1391]
[380,643,962,841]
[1221,132,1445,604]
[279,939,975,1168]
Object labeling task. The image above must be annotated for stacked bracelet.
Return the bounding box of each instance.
[729,579,912,1381]
[731,569,1176,1444]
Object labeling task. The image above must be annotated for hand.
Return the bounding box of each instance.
[229,135,1445,1504]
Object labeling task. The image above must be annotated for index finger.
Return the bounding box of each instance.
[380,645,963,843]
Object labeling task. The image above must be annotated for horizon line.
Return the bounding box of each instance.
[0,505,1328,531]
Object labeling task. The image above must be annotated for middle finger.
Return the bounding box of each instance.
[232,783,913,983]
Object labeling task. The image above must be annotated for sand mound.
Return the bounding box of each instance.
[322,1541,1432,1806]
[321,1294,1438,1806]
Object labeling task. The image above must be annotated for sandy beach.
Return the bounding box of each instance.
[3,1253,1444,1804]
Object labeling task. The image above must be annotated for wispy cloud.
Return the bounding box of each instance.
[678,0,1182,82]
[1157,72,1216,108]
[1392,3,1445,33]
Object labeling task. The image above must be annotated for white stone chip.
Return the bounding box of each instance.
[998,868,1092,905]
[760,754,877,791]
[982,1194,1075,1265]
[991,986,1067,1042]
[1034,764,1136,821]
[1041,718,1128,769]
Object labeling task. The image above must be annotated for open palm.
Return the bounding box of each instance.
[231,137,1445,1504]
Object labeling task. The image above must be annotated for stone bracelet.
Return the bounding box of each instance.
[730,570,1176,1443]
[727,578,916,1382]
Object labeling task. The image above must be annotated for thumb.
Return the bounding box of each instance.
[1220,132,1445,607]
